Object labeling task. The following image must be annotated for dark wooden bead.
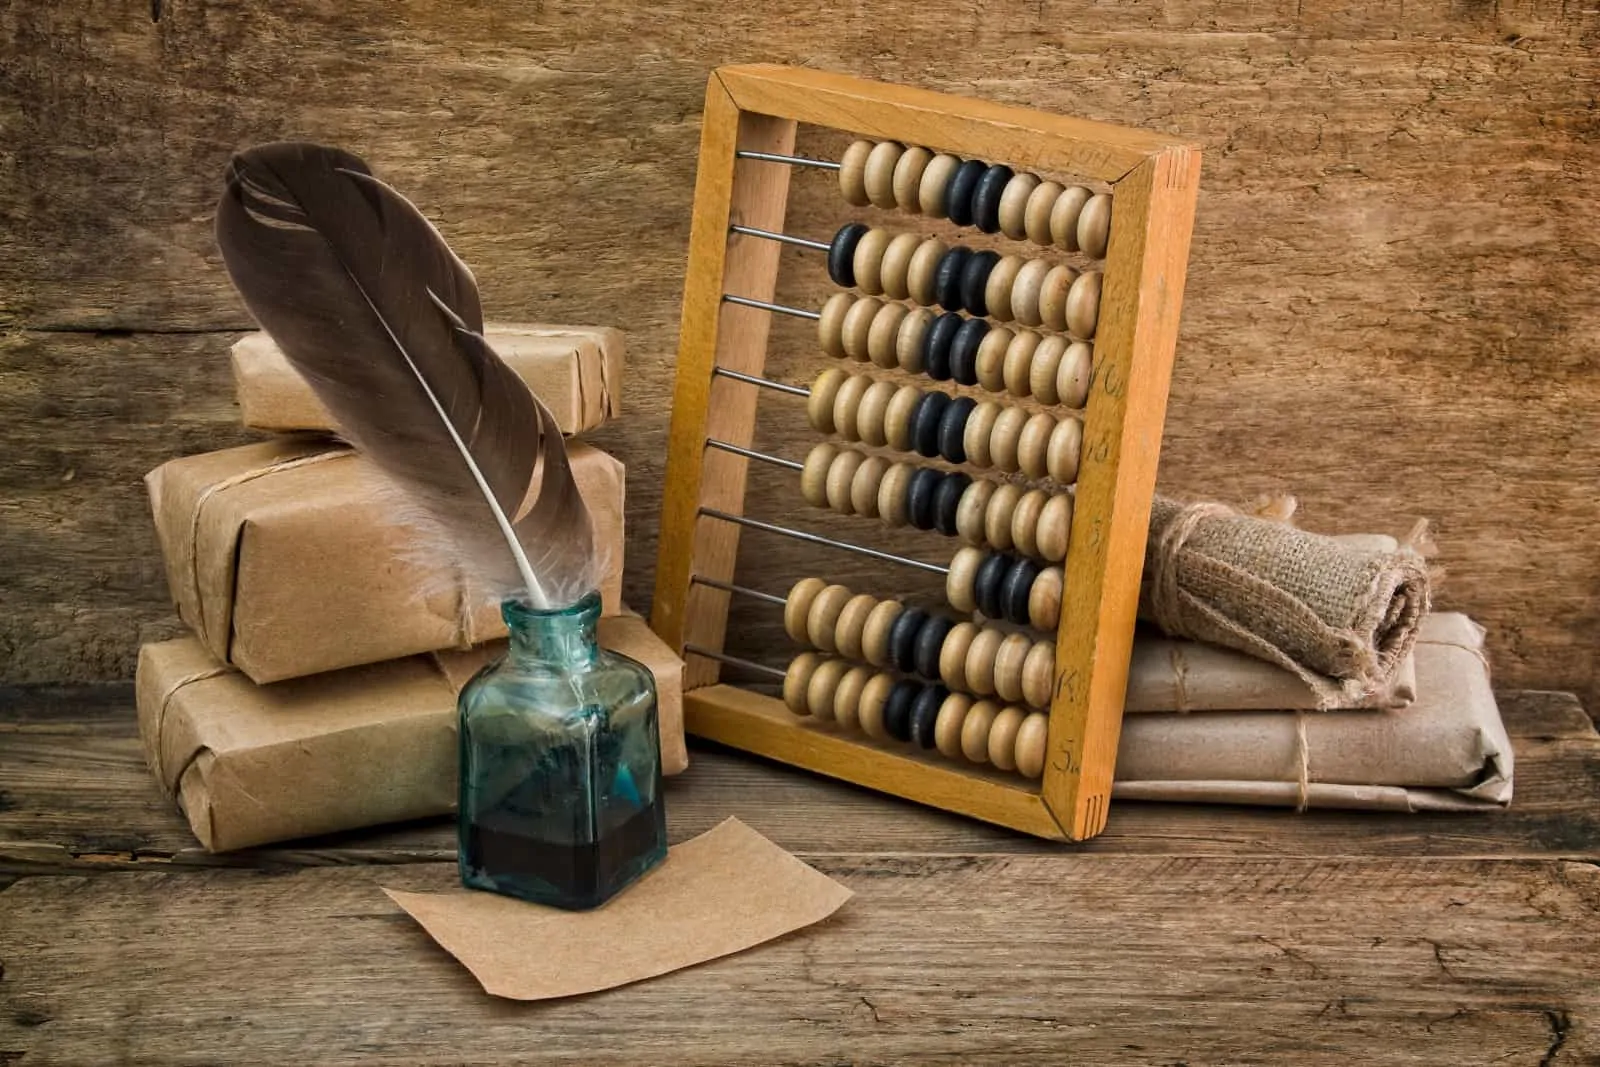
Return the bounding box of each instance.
[933,471,971,536]
[910,684,949,748]
[922,312,962,381]
[1002,557,1042,624]
[913,614,955,680]
[934,246,972,312]
[907,466,943,530]
[827,222,869,288]
[974,551,1010,619]
[912,390,950,458]
[946,159,987,227]
[949,317,988,386]
[938,395,977,464]
[884,678,920,742]
[972,164,1014,233]
[959,250,1000,317]
[888,607,929,674]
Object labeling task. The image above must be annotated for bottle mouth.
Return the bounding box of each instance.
[502,590,602,626]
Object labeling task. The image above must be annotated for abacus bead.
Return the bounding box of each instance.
[817,292,853,358]
[938,396,977,464]
[832,372,872,441]
[840,295,883,361]
[1011,488,1049,558]
[1002,330,1042,398]
[973,551,1010,619]
[833,664,873,729]
[975,326,1013,393]
[906,466,942,531]
[1038,264,1079,333]
[783,653,823,715]
[988,706,1027,771]
[964,627,1005,695]
[934,691,975,758]
[1077,192,1113,259]
[1028,335,1068,405]
[998,172,1041,239]
[912,390,950,458]
[1017,412,1056,479]
[934,246,972,312]
[919,153,962,218]
[851,230,892,296]
[906,238,947,307]
[964,400,1001,468]
[922,312,961,381]
[1066,271,1102,340]
[895,310,933,374]
[950,318,988,387]
[855,380,896,447]
[1022,641,1055,708]
[861,600,904,667]
[887,606,928,673]
[834,592,878,662]
[939,621,979,690]
[1015,713,1050,778]
[1048,185,1092,251]
[1037,493,1074,562]
[989,405,1030,472]
[984,483,1022,551]
[1047,416,1083,484]
[800,443,837,508]
[1009,258,1051,327]
[933,470,971,536]
[828,222,869,287]
[883,679,919,742]
[1001,558,1042,624]
[863,141,904,208]
[823,447,865,515]
[858,672,896,739]
[884,385,922,452]
[877,462,914,526]
[1057,341,1094,408]
[910,684,948,748]
[984,255,1024,324]
[945,159,986,227]
[913,615,955,680]
[806,657,851,721]
[1024,180,1065,245]
[946,546,984,614]
[784,577,827,643]
[850,454,890,517]
[838,141,872,206]
[808,368,847,433]
[807,583,853,652]
[959,250,1000,317]
[993,631,1034,703]
[878,233,921,301]
[955,479,995,545]
[892,145,934,212]
[972,164,1014,233]
[961,699,1002,762]
[1028,566,1064,630]
[866,304,909,370]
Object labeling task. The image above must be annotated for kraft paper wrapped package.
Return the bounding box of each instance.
[231,324,622,436]
[136,613,688,853]
[145,437,624,684]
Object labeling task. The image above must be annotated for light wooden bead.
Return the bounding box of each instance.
[998,172,1041,239]
[849,454,890,516]
[989,405,1030,473]
[1028,566,1064,630]
[934,691,975,759]
[961,700,1001,762]
[839,140,873,207]
[906,237,946,307]
[1037,493,1074,562]
[1002,329,1042,398]
[832,372,872,441]
[866,301,909,369]
[855,379,896,447]
[858,671,896,739]
[806,657,851,721]
[817,292,854,359]
[800,443,837,509]
[863,141,904,209]
[964,626,1005,696]
[884,384,922,452]
[918,153,962,218]
[963,400,1001,468]
[988,706,1027,771]
[895,309,933,374]
[808,368,847,433]
[1048,185,1092,251]
[1046,416,1083,484]
[861,600,904,668]
[1027,335,1067,405]
[784,577,827,643]
[1017,412,1056,479]
[1011,488,1049,558]
[878,233,921,302]
[975,324,1013,392]
[993,632,1034,704]
[1065,271,1102,340]
[946,546,984,614]
[1023,180,1064,245]
[1057,341,1093,409]
[1077,192,1113,259]
[1009,258,1051,328]
[806,583,853,652]
[877,462,914,527]
[1022,641,1056,709]
[983,483,1022,551]
[783,652,824,715]
[833,664,873,729]
[955,479,996,546]
[983,254,1024,323]
[1015,712,1050,778]
[892,146,934,212]
[1038,264,1079,334]
[838,296,881,362]
[851,230,892,297]
[823,447,865,515]
[834,592,878,662]
[939,621,980,691]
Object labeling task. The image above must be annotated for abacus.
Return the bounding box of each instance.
[650,65,1200,840]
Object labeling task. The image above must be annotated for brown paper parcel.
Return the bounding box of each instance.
[146,437,624,684]
[232,324,623,435]
[1113,613,1513,812]
[136,613,687,853]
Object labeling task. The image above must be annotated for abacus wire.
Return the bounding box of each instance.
[721,293,822,321]
[706,438,803,471]
[729,224,831,252]
[683,644,788,678]
[711,365,811,395]
[735,149,840,171]
[690,574,788,605]
[699,507,949,575]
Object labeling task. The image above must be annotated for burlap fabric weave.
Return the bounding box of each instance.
[1141,497,1431,708]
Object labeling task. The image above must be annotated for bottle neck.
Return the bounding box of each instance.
[502,593,602,669]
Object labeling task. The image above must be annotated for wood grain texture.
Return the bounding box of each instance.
[2,1,1597,707]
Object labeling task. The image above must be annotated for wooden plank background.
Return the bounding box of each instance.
[2,1,1596,708]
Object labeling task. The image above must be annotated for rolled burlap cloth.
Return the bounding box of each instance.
[1140,496,1431,707]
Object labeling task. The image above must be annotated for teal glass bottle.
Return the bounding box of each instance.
[457,591,666,910]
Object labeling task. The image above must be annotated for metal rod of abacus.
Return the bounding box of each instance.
[720,293,822,321]
[683,644,788,679]
[698,507,949,576]
[728,224,831,252]
[689,575,788,606]
[710,365,811,396]
[705,438,804,471]
[735,149,841,171]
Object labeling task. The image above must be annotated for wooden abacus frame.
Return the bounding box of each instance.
[650,64,1201,841]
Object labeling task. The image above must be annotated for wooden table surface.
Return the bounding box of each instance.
[2,685,1597,1065]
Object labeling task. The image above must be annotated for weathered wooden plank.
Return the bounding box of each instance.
[0,855,1595,1064]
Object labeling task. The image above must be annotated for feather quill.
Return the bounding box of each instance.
[214,141,596,609]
